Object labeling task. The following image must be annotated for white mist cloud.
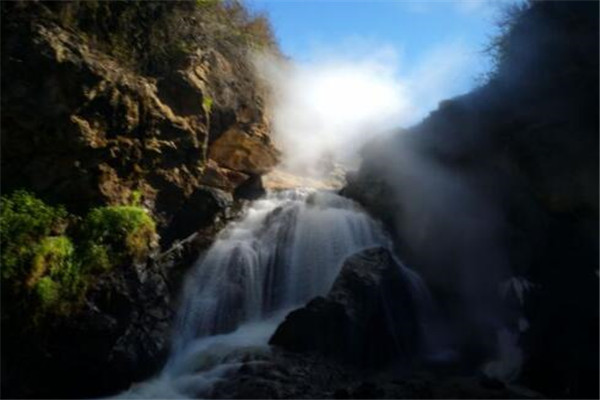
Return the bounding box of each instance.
[254,39,475,176]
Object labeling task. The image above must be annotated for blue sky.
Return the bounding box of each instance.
[245,1,522,169]
[247,0,517,98]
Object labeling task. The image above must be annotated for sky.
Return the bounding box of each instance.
[247,0,519,101]
[245,0,522,173]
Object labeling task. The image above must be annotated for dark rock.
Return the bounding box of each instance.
[352,381,385,399]
[270,247,422,368]
[334,388,351,399]
[158,186,233,247]
[1,256,174,399]
[234,174,267,200]
[343,2,598,397]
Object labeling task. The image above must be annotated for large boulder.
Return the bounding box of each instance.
[270,247,423,368]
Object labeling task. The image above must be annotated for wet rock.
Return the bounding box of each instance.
[270,247,422,368]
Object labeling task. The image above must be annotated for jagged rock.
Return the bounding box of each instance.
[1,16,279,244]
[270,247,422,368]
[209,126,280,175]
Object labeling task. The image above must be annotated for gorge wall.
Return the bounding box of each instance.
[1,2,279,397]
[344,2,599,398]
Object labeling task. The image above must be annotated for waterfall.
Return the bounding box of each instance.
[115,189,407,399]
[171,189,390,355]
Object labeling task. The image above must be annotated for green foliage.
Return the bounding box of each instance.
[0,190,158,325]
[202,96,214,115]
[29,236,76,287]
[81,205,157,264]
[1,190,67,282]
[29,236,87,317]
[130,189,143,207]
[79,242,111,272]
[34,276,60,309]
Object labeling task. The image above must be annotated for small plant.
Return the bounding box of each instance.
[1,190,67,283]
[81,205,157,264]
[0,190,159,325]
[34,276,60,310]
[27,236,76,289]
[202,95,214,116]
[29,236,86,317]
[130,189,143,206]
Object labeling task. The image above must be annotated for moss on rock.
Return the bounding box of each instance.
[1,191,158,324]
[81,205,157,265]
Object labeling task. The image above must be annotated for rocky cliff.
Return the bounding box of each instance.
[1,2,279,246]
[344,2,598,398]
[1,2,280,397]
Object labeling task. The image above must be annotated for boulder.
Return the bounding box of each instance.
[209,126,280,175]
[270,247,422,368]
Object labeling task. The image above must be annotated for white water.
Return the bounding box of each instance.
[116,189,395,398]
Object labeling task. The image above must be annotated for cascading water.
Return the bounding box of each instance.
[172,189,390,349]
[115,189,418,399]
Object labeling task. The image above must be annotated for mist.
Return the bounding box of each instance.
[253,41,473,177]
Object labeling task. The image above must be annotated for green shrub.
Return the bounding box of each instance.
[1,190,67,283]
[1,191,159,325]
[34,276,60,310]
[202,96,214,115]
[130,189,143,207]
[28,236,76,287]
[79,242,111,272]
[30,236,88,317]
[0,192,89,322]
[81,205,157,265]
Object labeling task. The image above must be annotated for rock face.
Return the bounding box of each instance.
[2,255,172,398]
[1,9,279,247]
[0,3,279,398]
[270,247,422,368]
[343,2,598,398]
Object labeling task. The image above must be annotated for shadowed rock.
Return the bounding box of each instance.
[270,247,422,368]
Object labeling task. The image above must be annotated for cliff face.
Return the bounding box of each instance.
[1,3,279,247]
[1,2,279,398]
[344,2,598,398]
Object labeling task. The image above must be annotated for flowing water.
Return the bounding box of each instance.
[115,189,420,399]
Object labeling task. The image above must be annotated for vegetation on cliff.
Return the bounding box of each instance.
[6,0,276,75]
[0,191,157,324]
[1,0,280,244]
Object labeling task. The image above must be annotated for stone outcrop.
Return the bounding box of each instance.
[270,247,422,368]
